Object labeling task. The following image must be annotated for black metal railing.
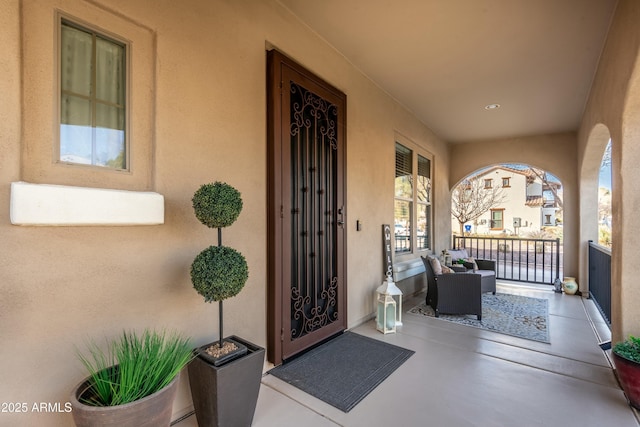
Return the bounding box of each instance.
[452,235,562,285]
[395,234,429,253]
[588,240,611,326]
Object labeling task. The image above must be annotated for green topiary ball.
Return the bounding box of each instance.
[190,245,248,302]
[192,182,243,228]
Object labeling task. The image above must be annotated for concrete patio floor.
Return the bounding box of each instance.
[177,282,639,427]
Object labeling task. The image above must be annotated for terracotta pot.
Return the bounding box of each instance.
[70,373,179,427]
[613,352,640,409]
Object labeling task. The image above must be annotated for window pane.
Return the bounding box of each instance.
[394,199,412,253]
[61,24,92,96]
[417,204,430,250]
[59,19,127,170]
[491,210,503,229]
[96,102,124,130]
[61,94,91,126]
[417,155,431,203]
[60,95,92,164]
[95,103,125,168]
[395,143,412,198]
[96,37,125,105]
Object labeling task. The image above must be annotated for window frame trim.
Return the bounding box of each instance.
[490,208,505,230]
[55,11,132,173]
[393,134,433,260]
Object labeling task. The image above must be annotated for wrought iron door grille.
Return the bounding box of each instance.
[289,82,339,340]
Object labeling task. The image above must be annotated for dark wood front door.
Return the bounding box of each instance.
[267,50,347,365]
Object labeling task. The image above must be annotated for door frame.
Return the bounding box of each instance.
[266,49,347,365]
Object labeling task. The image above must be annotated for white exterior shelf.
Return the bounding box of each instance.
[10,181,165,226]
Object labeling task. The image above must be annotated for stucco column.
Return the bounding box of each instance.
[617,95,640,342]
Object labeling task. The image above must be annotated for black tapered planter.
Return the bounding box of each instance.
[188,336,265,427]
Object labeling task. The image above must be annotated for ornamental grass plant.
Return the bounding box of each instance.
[76,330,192,406]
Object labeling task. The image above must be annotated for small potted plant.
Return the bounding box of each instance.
[613,335,640,409]
[187,181,265,427]
[70,329,192,427]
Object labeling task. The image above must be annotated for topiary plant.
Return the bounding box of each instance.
[191,246,248,303]
[190,182,248,357]
[614,335,640,364]
[192,182,243,228]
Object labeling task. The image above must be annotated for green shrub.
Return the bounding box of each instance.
[191,245,249,302]
[76,330,192,406]
[192,182,243,228]
[614,335,640,364]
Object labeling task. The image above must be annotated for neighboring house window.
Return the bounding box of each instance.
[394,141,432,254]
[545,214,552,225]
[484,179,493,188]
[502,177,511,187]
[490,209,504,230]
[59,20,127,170]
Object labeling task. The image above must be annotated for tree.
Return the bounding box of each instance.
[598,187,612,247]
[451,175,507,234]
[526,167,563,209]
[601,140,611,168]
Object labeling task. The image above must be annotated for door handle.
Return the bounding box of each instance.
[337,207,345,227]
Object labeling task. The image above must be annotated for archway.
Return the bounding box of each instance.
[451,163,563,285]
[579,124,611,302]
[449,133,579,282]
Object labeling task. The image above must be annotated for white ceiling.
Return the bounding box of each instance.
[279,0,618,143]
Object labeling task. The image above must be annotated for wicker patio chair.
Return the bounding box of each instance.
[421,256,482,320]
[448,249,497,295]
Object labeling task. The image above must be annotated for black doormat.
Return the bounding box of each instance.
[268,331,414,412]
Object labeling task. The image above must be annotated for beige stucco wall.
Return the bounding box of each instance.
[5,0,640,423]
[0,0,450,424]
[450,132,579,279]
[579,0,640,343]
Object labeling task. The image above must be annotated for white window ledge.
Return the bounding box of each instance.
[393,257,426,282]
[10,181,164,226]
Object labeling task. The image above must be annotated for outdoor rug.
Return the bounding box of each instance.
[408,293,550,343]
[268,331,414,412]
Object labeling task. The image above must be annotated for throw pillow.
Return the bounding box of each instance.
[429,256,443,275]
[465,257,479,271]
[441,265,454,274]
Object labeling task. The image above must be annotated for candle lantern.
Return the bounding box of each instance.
[375,273,403,333]
[376,292,396,334]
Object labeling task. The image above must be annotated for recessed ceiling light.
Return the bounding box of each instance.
[485,103,501,110]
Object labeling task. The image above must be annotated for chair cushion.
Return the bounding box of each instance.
[475,269,495,277]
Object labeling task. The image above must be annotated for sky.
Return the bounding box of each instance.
[599,140,612,190]
[599,162,612,190]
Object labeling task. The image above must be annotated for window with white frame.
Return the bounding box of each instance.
[59,19,127,170]
[394,141,432,254]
